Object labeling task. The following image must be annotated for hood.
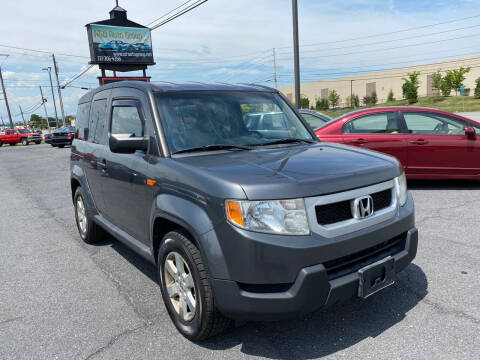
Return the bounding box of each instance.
[174,143,401,200]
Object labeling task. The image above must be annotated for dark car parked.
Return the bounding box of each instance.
[299,109,332,130]
[71,81,417,341]
[47,126,75,148]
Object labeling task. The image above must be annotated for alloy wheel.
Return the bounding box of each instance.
[164,251,196,322]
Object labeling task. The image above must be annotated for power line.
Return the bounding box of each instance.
[276,13,480,50]
[0,44,88,59]
[151,0,208,30]
[147,0,195,26]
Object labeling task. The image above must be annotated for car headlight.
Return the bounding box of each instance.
[226,199,310,235]
[395,173,408,206]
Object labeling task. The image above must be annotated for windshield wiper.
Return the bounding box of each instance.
[252,138,316,147]
[172,144,252,155]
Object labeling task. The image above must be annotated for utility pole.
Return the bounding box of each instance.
[0,66,13,128]
[42,67,59,128]
[39,86,51,132]
[272,48,278,89]
[19,105,26,127]
[292,0,300,108]
[52,54,65,126]
[350,79,353,108]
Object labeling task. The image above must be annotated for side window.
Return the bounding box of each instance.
[302,113,327,129]
[344,112,399,134]
[75,103,90,140]
[403,112,466,135]
[111,105,143,137]
[89,99,107,143]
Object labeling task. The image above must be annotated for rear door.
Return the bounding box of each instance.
[83,90,111,214]
[402,111,480,177]
[342,111,408,169]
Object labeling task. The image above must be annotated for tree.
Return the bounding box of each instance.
[300,96,310,109]
[371,91,378,105]
[351,93,359,107]
[387,89,395,102]
[446,67,470,95]
[315,98,329,110]
[474,78,480,99]
[29,114,43,128]
[328,90,340,108]
[402,71,420,104]
[432,70,442,96]
[64,115,75,126]
[441,72,453,96]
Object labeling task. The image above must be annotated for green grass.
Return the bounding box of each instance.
[317,96,480,118]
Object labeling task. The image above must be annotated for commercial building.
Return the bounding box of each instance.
[280,56,480,107]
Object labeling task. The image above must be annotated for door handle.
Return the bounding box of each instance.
[409,139,429,145]
[97,160,107,171]
[352,138,368,144]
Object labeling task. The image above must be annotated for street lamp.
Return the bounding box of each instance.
[42,67,59,128]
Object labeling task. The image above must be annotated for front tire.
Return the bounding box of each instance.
[21,138,28,146]
[74,187,104,244]
[35,141,41,144]
[158,231,232,341]
[58,144,65,148]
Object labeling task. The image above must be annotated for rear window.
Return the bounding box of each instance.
[75,103,90,140]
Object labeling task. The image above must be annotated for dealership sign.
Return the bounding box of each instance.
[87,24,154,65]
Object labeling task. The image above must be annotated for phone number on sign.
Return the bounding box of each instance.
[96,55,122,62]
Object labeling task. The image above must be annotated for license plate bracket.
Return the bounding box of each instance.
[358,256,395,298]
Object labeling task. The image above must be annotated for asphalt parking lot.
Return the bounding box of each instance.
[1,144,479,360]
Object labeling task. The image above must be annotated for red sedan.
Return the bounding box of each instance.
[315,107,480,179]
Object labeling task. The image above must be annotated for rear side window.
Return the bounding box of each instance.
[403,112,477,135]
[89,99,107,143]
[111,106,143,137]
[75,103,90,140]
[343,112,399,134]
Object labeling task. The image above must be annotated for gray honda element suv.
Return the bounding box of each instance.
[70,81,417,340]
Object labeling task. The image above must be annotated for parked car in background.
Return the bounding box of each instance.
[0,128,42,146]
[47,126,75,148]
[315,106,480,179]
[299,109,332,130]
[71,81,417,340]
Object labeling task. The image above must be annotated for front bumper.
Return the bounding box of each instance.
[212,227,417,321]
[48,137,73,145]
[205,193,416,320]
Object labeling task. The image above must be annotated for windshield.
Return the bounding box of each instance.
[155,91,314,154]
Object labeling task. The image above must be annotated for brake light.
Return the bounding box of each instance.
[67,133,74,137]
[51,135,55,138]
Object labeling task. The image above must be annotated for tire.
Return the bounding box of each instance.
[51,144,57,147]
[35,141,41,145]
[74,187,105,244]
[21,138,28,146]
[0,140,2,147]
[158,230,232,341]
[10,143,16,146]
[58,144,65,148]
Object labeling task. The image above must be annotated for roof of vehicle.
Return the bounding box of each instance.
[78,81,277,104]
[299,109,332,118]
[333,106,453,119]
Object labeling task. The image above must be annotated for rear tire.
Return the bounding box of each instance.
[158,230,232,341]
[21,138,28,146]
[10,143,16,146]
[0,140,2,147]
[74,187,105,244]
[35,141,41,144]
[58,144,65,148]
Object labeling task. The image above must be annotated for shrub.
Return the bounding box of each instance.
[441,72,453,97]
[315,98,329,110]
[363,96,372,106]
[300,96,310,109]
[371,91,378,105]
[351,94,359,107]
[474,78,480,99]
[402,71,420,104]
[432,70,442,95]
[387,89,395,102]
[328,90,340,108]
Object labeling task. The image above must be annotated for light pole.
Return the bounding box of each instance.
[42,67,59,128]
[292,0,301,108]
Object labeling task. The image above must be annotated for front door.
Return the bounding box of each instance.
[101,88,156,244]
[342,111,408,169]
[402,111,480,177]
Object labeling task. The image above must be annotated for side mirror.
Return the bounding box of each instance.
[109,134,148,154]
[465,127,476,139]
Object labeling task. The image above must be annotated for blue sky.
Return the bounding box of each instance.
[1,0,480,123]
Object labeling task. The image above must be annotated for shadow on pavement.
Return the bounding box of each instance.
[199,264,427,359]
[103,236,427,359]
[408,179,480,190]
